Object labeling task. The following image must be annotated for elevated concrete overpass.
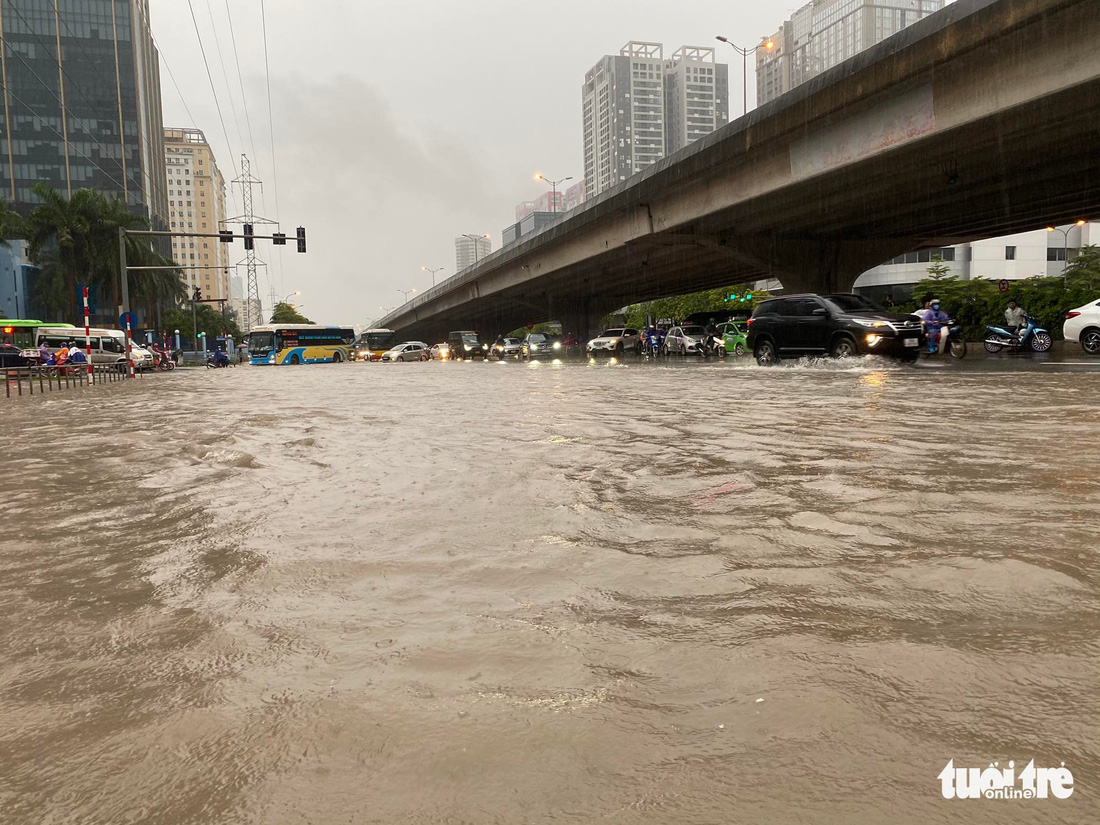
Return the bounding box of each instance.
[381,0,1100,342]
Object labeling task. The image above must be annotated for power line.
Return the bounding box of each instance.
[184,0,238,182]
[260,0,284,294]
[0,81,129,192]
[223,0,259,168]
[203,0,245,156]
[260,0,280,223]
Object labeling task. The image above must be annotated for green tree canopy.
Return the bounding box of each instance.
[270,302,313,324]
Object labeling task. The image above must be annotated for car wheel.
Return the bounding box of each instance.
[1082,328,1100,354]
[332,351,343,363]
[755,339,777,366]
[735,343,745,356]
[1030,331,1053,353]
[289,354,301,365]
[830,336,858,358]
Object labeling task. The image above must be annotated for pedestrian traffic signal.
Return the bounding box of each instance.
[219,229,233,244]
[296,226,307,253]
[272,232,287,246]
[244,224,254,251]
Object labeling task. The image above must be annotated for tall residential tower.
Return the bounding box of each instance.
[163,128,230,302]
[582,42,728,198]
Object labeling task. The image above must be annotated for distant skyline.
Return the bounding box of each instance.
[152,0,957,327]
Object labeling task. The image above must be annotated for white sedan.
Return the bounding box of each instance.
[586,328,639,356]
[381,342,430,362]
[1064,299,1100,354]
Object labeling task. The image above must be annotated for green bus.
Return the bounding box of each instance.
[1,320,76,349]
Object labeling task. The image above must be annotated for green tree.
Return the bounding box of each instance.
[0,197,25,248]
[926,255,951,280]
[1063,245,1100,291]
[24,184,183,324]
[270,302,313,324]
[162,303,242,344]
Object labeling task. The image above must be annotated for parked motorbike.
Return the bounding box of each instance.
[925,321,968,360]
[983,316,1052,353]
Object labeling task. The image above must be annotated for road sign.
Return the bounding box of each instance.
[119,311,137,330]
[999,279,1010,293]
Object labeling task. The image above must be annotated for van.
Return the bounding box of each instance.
[36,327,130,369]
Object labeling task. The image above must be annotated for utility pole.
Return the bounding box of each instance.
[228,155,276,333]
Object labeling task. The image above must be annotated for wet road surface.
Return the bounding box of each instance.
[2,355,1098,823]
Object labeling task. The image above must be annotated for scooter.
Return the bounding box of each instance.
[925,321,967,360]
[206,351,232,368]
[154,350,176,371]
[984,316,1052,353]
[703,334,727,358]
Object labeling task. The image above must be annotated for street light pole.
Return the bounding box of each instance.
[461,233,488,265]
[398,288,417,303]
[535,174,573,213]
[1047,221,1088,280]
[715,36,776,116]
[422,266,444,287]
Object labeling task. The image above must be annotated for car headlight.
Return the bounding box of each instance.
[464,345,472,351]
[553,342,561,350]
[854,319,888,328]
[483,344,488,350]
[866,334,883,346]
[531,344,538,351]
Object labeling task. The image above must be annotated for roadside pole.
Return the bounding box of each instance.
[126,317,134,379]
[82,286,92,383]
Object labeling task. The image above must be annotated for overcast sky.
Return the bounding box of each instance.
[152,0,948,328]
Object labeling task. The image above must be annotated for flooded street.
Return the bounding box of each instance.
[2,358,1099,824]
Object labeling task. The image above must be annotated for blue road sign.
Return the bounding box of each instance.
[119,312,138,330]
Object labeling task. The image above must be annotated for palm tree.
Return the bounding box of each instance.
[0,197,25,248]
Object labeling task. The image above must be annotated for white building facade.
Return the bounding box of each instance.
[854,223,1096,302]
[455,235,492,271]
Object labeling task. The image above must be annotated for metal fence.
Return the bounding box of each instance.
[3,365,144,399]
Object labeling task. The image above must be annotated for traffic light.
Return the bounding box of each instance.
[192,286,202,303]
[272,232,287,246]
[219,229,233,244]
[244,224,254,251]
[296,226,307,254]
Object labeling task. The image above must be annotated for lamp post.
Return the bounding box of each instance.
[715,36,776,116]
[283,290,301,305]
[1047,220,1088,279]
[534,174,573,212]
[398,288,417,303]
[461,233,489,266]
[422,266,444,287]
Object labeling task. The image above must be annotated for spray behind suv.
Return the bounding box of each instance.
[746,293,925,365]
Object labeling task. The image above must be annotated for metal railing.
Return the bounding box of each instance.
[2,364,144,399]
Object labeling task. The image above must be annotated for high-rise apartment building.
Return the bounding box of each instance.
[0,0,168,225]
[563,179,587,211]
[583,42,728,198]
[164,128,230,302]
[455,234,491,271]
[516,191,564,221]
[664,47,729,155]
[758,0,945,105]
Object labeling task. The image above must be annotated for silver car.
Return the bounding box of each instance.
[664,325,709,355]
[381,342,430,362]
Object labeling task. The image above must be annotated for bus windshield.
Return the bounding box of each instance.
[364,331,397,351]
[249,332,275,355]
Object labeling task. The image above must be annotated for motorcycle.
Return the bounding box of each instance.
[924,320,967,360]
[154,350,176,371]
[984,316,1053,354]
[642,335,662,360]
[702,333,727,358]
[206,352,232,368]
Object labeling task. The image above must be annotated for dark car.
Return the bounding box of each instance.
[746,293,925,365]
[0,342,33,369]
[448,330,488,360]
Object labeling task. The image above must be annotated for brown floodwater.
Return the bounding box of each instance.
[2,357,1098,823]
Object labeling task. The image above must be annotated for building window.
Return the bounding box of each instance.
[1047,248,1067,262]
[1005,246,1016,260]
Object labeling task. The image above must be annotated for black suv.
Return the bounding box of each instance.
[448,330,488,360]
[746,293,925,365]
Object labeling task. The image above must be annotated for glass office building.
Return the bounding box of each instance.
[0,0,168,226]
